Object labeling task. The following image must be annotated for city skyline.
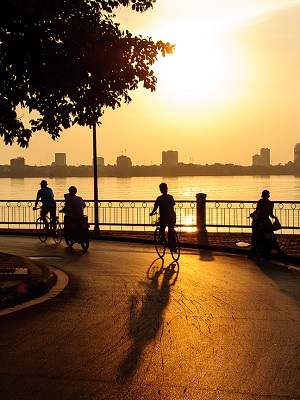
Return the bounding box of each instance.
[1,1,300,166]
[6,145,298,168]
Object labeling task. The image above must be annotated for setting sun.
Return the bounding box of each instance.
[153,20,248,109]
[2,0,300,167]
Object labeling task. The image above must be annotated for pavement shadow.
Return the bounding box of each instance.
[255,258,300,306]
[117,257,178,383]
[147,257,179,287]
[62,246,89,266]
[197,232,214,261]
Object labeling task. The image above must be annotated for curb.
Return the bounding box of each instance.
[0,257,58,311]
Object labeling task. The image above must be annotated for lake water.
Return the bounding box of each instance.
[0,175,299,202]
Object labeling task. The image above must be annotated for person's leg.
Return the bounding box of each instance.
[49,206,57,230]
[41,206,49,231]
[159,220,167,242]
[167,215,176,251]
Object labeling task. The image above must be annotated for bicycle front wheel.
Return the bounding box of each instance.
[154,227,166,258]
[36,217,48,242]
[52,220,62,244]
[171,230,180,261]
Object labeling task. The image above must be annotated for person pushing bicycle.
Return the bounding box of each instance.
[33,180,56,232]
[150,182,177,252]
[60,186,86,234]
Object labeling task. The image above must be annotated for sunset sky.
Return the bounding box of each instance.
[1,0,300,167]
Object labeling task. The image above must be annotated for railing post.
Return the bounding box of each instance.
[196,193,207,234]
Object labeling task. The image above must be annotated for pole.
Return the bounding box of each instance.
[196,193,207,234]
[93,122,100,234]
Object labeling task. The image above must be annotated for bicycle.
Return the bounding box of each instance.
[151,213,180,261]
[34,208,62,244]
[63,214,90,251]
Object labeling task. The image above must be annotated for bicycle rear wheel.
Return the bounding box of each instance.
[154,227,166,258]
[65,234,74,248]
[52,219,62,244]
[81,238,89,251]
[36,217,48,242]
[170,230,180,261]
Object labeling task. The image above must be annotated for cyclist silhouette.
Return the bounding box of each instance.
[150,182,177,252]
[33,180,56,231]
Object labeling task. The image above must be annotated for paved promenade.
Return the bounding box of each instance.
[1,230,300,310]
[98,230,300,262]
[1,234,300,399]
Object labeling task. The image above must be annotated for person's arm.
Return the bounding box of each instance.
[172,195,175,207]
[149,198,159,216]
[269,201,277,219]
[33,190,40,209]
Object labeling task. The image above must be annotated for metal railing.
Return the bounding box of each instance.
[0,197,299,233]
[0,199,197,232]
[206,200,300,233]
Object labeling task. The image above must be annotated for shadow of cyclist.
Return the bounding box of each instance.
[117,257,179,383]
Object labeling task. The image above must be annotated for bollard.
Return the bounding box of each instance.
[196,193,207,234]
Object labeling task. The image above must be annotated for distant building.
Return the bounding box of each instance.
[294,143,300,165]
[162,150,178,166]
[252,154,261,166]
[97,157,104,167]
[10,157,25,178]
[260,148,270,167]
[252,148,270,167]
[55,153,66,166]
[116,155,132,168]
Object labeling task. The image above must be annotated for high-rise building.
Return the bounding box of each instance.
[294,143,300,165]
[260,148,270,167]
[116,155,132,168]
[55,153,66,166]
[97,157,104,167]
[10,157,25,177]
[162,150,178,166]
[252,154,261,166]
[252,148,270,167]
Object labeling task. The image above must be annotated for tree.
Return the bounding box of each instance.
[0,0,174,147]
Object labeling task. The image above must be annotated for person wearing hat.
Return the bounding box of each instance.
[33,180,56,231]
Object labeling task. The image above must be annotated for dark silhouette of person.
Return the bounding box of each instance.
[33,180,56,231]
[61,186,86,234]
[249,190,283,257]
[150,182,176,252]
[63,186,86,220]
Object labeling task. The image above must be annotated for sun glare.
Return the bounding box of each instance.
[153,21,247,109]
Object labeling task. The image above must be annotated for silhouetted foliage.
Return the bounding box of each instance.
[0,0,174,147]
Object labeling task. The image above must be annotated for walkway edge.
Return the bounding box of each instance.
[0,255,58,311]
